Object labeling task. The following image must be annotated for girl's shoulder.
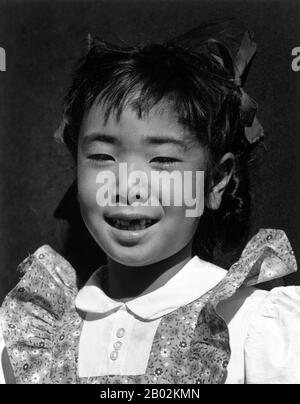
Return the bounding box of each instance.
[214,228,300,383]
[15,244,78,290]
[216,227,298,316]
[1,244,78,314]
[0,244,80,384]
[218,283,300,328]
[1,244,79,343]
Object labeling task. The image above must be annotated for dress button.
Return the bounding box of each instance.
[110,351,118,361]
[113,341,122,350]
[116,328,125,338]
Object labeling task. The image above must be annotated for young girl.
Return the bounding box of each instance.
[0,27,299,384]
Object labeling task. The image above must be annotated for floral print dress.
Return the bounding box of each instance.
[0,229,297,384]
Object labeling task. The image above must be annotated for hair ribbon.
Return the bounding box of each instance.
[233,31,264,144]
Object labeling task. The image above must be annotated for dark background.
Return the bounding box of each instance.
[0,0,299,303]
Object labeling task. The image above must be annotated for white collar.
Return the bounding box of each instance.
[75,255,227,320]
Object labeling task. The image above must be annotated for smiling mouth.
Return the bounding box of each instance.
[106,218,158,231]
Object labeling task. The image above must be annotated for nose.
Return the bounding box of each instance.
[116,159,151,205]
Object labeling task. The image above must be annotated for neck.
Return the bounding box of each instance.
[105,242,193,301]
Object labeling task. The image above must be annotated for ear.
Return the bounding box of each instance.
[207,153,235,210]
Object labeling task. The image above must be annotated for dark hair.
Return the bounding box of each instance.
[57,30,256,264]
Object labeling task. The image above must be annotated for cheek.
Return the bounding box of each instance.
[77,165,101,217]
[162,205,200,241]
[157,171,205,218]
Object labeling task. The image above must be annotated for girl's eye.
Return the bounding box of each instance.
[150,157,181,166]
[88,154,115,163]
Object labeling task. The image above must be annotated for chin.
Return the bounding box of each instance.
[107,247,156,267]
[100,239,166,267]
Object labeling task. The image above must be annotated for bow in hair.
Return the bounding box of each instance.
[233,31,264,144]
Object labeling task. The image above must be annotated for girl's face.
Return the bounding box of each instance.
[77,100,206,266]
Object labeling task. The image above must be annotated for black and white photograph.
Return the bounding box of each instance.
[0,0,299,386]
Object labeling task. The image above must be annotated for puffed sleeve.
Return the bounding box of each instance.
[244,286,300,384]
[0,245,78,384]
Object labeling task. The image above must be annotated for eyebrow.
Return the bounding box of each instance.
[82,132,120,145]
[144,136,186,148]
[82,132,186,148]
